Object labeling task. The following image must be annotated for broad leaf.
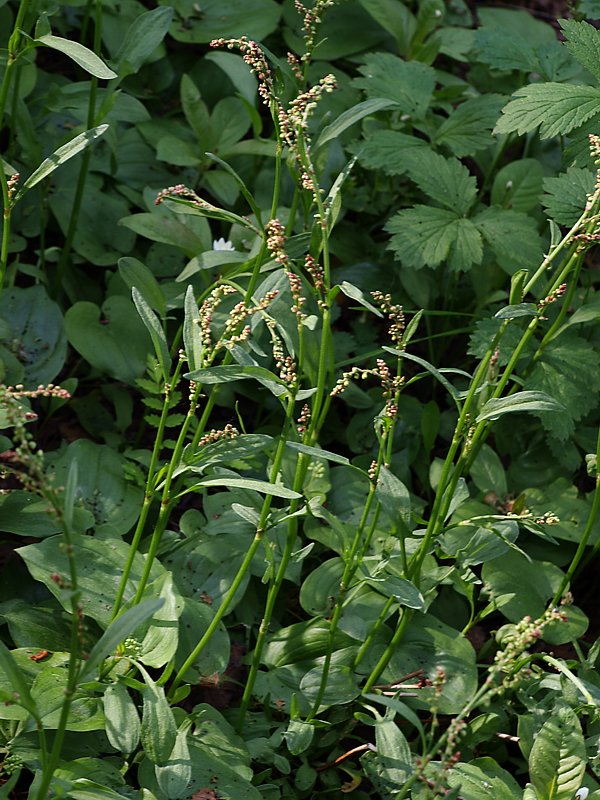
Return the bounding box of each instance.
[406,151,477,214]
[542,167,595,226]
[474,208,543,272]
[529,705,586,800]
[132,287,171,381]
[560,18,600,82]
[386,206,483,272]
[434,95,506,157]
[115,6,174,75]
[139,663,177,766]
[354,52,436,118]
[494,83,600,139]
[491,159,544,213]
[357,131,430,175]
[317,98,398,149]
[103,681,141,754]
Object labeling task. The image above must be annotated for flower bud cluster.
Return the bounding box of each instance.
[294,0,336,60]
[266,319,297,386]
[297,403,311,434]
[537,283,567,311]
[197,424,239,447]
[286,271,306,320]
[265,218,289,267]
[210,37,274,108]
[372,291,405,344]
[197,285,238,355]
[6,172,20,203]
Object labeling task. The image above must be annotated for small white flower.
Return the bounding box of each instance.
[213,238,235,251]
[576,789,589,800]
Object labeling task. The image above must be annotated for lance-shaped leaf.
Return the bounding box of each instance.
[14,125,109,201]
[529,705,586,800]
[36,34,117,79]
[476,391,565,422]
[138,663,177,765]
[132,287,171,382]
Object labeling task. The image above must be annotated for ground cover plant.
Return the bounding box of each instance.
[2,0,600,797]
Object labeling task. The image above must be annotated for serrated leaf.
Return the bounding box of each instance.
[474,27,539,72]
[494,83,600,139]
[491,159,544,213]
[356,131,430,175]
[525,333,600,440]
[354,52,436,118]
[36,34,117,79]
[542,167,595,226]
[474,208,543,271]
[386,206,482,272]
[476,391,565,422]
[434,95,506,157]
[406,151,477,214]
[560,19,600,82]
[529,705,586,800]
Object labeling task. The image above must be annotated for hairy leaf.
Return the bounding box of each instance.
[434,95,506,157]
[354,52,436,118]
[356,131,430,175]
[560,18,600,82]
[386,206,482,271]
[542,167,595,226]
[494,83,600,138]
[406,151,477,214]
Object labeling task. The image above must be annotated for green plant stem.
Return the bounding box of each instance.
[168,393,297,700]
[111,361,183,618]
[362,607,413,693]
[52,0,101,298]
[35,505,81,800]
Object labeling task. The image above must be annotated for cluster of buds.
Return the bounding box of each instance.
[6,172,20,204]
[489,606,567,686]
[197,424,239,447]
[372,291,405,345]
[218,289,280,352]
[286,271,306,320]
[266,319,297,386]
[287,51,303,80]
[331,359,404,418]
[156,184,208,207]
[589,133,600,167]
[279,74,337,149]
[197,285,238,355]
[210,37,274,108]
[265,218,290,267]
[537,283,567,313]
[294,0,336,60]
[367,459,378,483]
[304,254,324,297]
[534,511,560,525]
[4,383,71,400]
[296,403,311,435]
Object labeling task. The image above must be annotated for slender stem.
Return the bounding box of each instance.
[362,607,413,693]
[52,0,102,298]
[168,399,296,699]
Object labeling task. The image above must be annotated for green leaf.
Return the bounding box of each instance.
[155,722,193,799]
[491,159,544,213]
[376,466,411,528]
[354,52,436,118]
[357,131,430,175]
[285,441,351,466]
[494,83,600,139]
[18,536,166,628]
[474,27,539,72]
[115,6,174,76]
[476,391,565,422]
[434,95,506,157]
[15,125,108,201]
[542,167,595,226]
[385,348,461,404]
[374,713,412,788]
[300,664,359,709]
[138,663,178,766]
[138,575,180,668]
[406,151,477,214]
[525,333,600,440]
[317,98,398,149]
[183,286,202,373]
[0,640,38,717]
[35,34,117,79]
[473,208,543,273]
[494,303,538,320]
[469,444,507,495]
[447,759,523,800]
[359,0,416,54]
[103,681,141,754]
[284,719,314,756]
[187,476,301,500]
[119,258,166,316]
[363,572,424,609]
[65,296,152,385]
[204,51,258,105]
[386,206,482,272]
[560,19,600,82]
[0,285,66,387]
[185,364,289,397]
[529,705,586,800]
[163,0,281,42]
[338,281,383,316]
[132,287,171,382]
[481,551,563,621]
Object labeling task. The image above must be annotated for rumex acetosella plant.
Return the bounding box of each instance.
[2,0,600,799]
